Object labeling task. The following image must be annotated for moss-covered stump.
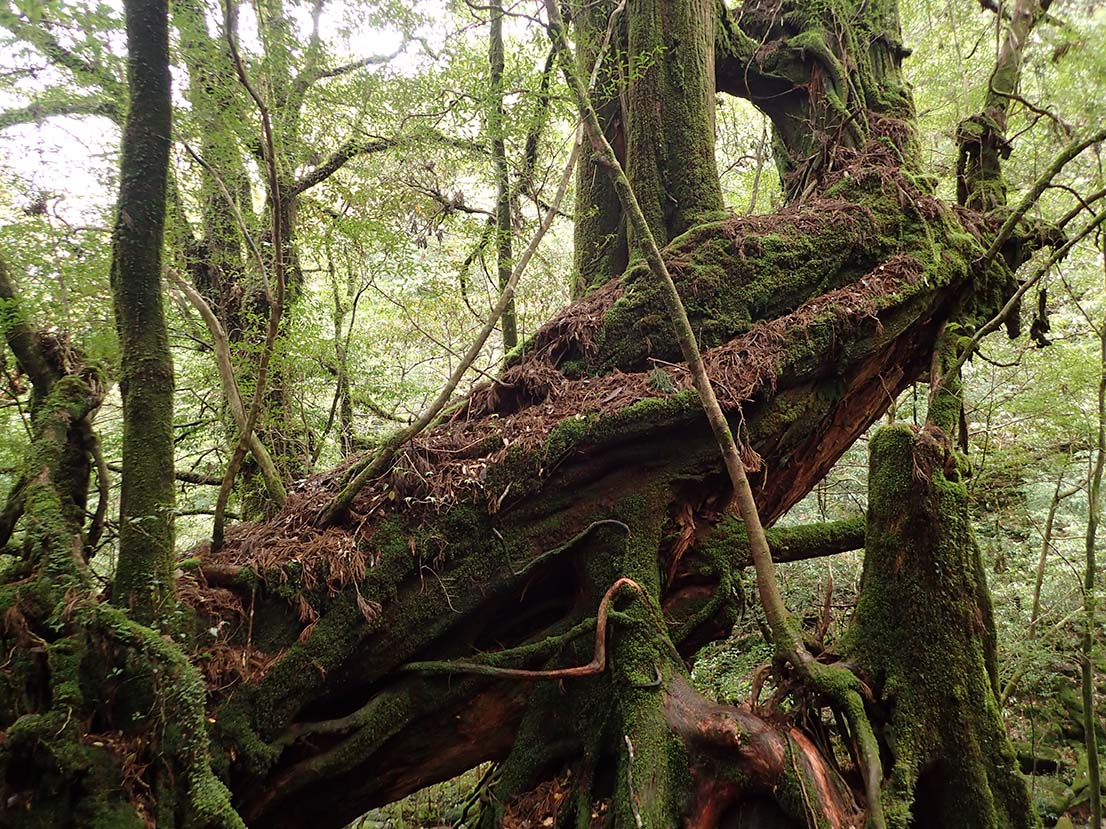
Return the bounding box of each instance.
[852,425,1036,829]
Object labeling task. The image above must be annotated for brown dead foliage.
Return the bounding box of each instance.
[82,730,156,827]
[175,571,285,688]
[702,252,922,420]
[177,573,245,621]
[196,248,922,600]
[516,277,625,368]
[503,771,572,829]
[196,640,285,692]
[188,142,947,610]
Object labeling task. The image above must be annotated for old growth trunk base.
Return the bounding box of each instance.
[851,424,1036,829]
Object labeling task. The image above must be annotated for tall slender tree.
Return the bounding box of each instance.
[109,0,176,622]
[488,0,517,354]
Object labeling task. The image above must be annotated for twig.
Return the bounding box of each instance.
[977,125,1106,271]
[623,735,644,829]
[105,461,221,486]
[317,136,581,526]
[167,269,286,506]
[947,205,1106,381]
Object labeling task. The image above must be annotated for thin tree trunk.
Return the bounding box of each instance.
[211,3,288,552]
[1082,238,1106,829]
[489,0,517,354]
[1031,471,1077,638]
[1001,467,1082,707]
[109,0,176,623]
[168,270,287,506]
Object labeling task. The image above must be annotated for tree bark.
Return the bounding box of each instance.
[489,0,518,353]
[624,0,724,244]
[853,425,1035,828]
[570,0,629,293]
[109,0,177,623]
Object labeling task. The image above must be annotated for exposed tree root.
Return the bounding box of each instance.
[402,577,653,680]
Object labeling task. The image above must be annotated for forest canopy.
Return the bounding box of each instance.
[0,0,1104,827]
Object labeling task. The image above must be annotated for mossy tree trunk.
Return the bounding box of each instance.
[716,0,917,199]
[570,0,629,294]
[852,425,1035,829]
[572,0,725,292]
[0,271,242,827]
[489,0,518,353]
[623,0,724,243]
[109,0,177,624]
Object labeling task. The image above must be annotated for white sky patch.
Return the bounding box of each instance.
[0,118,119,223]
[0,0,539,226]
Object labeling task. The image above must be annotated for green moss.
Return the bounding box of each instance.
[580,196,908,374]
[849,425,1038,828]
[623,0,724,246]
[544,412,598,458]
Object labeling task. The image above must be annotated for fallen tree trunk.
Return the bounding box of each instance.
[169,145,1007,827]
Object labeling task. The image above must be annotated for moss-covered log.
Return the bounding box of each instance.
[163,0,1041,824]
[176,154,1002,825]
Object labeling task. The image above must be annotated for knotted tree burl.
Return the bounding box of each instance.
[0,0,1077,826]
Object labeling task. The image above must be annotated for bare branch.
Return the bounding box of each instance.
[310,48,405,83]
[401,577,648,679]
[317,134,581,525]
[105,461,222,487]
[979,125,1106,269]
[289,130,484,198]
[167,270,287,507]
[0,96,121,130]
[952,205,1106,379]
[289,136,399,197]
